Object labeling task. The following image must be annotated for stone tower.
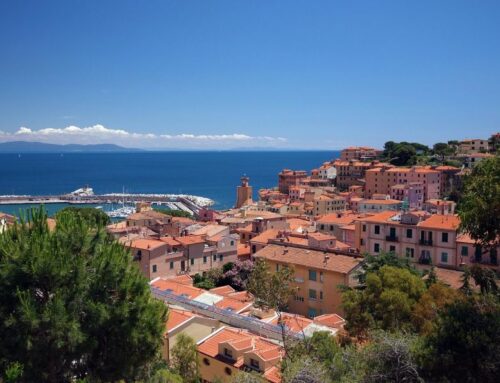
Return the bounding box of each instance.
[235,176,253,208]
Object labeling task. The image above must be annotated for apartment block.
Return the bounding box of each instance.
[254,244,361,317]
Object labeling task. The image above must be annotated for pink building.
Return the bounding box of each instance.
[390,182,424,209]
[364,166,441,201]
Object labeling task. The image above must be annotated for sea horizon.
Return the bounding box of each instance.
[0,151,340,215]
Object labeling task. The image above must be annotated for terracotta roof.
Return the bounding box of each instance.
[418,214,460,230]
[237,244,251,257]
[314,313,346,328]
[175,235,206,246]
[251,229,280,244]
[308,232,336,241]
[254,244,361,275]
[166,308,195,332]
[159,236,181,246]
[126,238,167,251]
[210,285,236,295]
[316,213,358,225]
[166,274,194,285]
[198,326,282,361]
[150,279,203,299]
[361,199,402,205]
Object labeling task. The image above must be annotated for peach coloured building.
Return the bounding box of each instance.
[357,198,402,213]
[364,166,441,201]
[458,138,489,154]
[254,244,361,317]
[340,146,382,161]
[333,159,377,190]
[312,194,346,216]
[278,169,308,194]
[235,176,253,208]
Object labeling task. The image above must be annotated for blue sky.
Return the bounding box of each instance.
[0,0,499,149]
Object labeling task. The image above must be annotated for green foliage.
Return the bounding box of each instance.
[0,207,167,382]
[3,362,24,383]
[420,294,500,382]
[433,142,455,160]
[411,283,460,335]
[383,141,430,166]
[56,206,110,226]
[231,371,265,383]
[247,259,295,313]
[360,331,423,383]
[458,156,500,248]
[170,333,200,383]
[282,357,330,383]
[357,252,420,284]
[153,208,193,218]
[343,266,426,336]
[193,267,225,290]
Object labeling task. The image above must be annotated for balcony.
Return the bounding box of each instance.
[386,235,398,242]
[419,239,433,246]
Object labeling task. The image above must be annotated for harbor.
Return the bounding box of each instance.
[0,186,214,218]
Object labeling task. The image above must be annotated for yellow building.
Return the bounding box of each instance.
[253,244,361,317]
[197,326,282,383]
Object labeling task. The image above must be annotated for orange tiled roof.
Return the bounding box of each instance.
[255,244,361,275]
[127,238,167,251]
[175,235,206,246]
[150,279,203,299]
[314,313,345,328]
[308,232,336,241]
[418,214,460,230]
[166,308,195,332]
[198,327,283,365]
[159,236,182,246]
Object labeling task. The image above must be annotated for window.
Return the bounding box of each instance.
[362,224,366,232]
[203,357,210,366]
[374,243,380,253]
[406,229,413,238]
[374,225,380,234]
[320,272,324,283]
[320,291,323,300]
[309,289,317,300]
[441,252,448,263]
[305,267,319,281]
[389,245,396,252]
[230,240,234,246]
[225,367,232,376]
[169,261,174,269]
[442,232,449,243]
[213,254,217,261]
[250,358,260,370]
[224,348,233,359]
[320,224,325,230]
[203,256,207,264]
[406,248,414,258]
[461,246,468,256]
[190,258,194,265]
[307,308,317,318]
[152,264,157,273]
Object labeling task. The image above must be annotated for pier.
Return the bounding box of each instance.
[0,192,214,216]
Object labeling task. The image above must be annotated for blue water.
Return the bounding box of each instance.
[0,151,339,213]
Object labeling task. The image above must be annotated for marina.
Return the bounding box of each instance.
[0,187,214,218]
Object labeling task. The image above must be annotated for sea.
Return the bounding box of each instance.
[0,151,339,216]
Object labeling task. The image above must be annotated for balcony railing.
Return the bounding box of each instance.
[419,239,433,246]
[386,235,398,242]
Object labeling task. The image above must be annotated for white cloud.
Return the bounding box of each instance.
[0,124,288,149]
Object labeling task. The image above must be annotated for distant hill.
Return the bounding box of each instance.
[0,141,142,153]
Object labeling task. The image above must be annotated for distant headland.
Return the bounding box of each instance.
[0,141,142,153]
